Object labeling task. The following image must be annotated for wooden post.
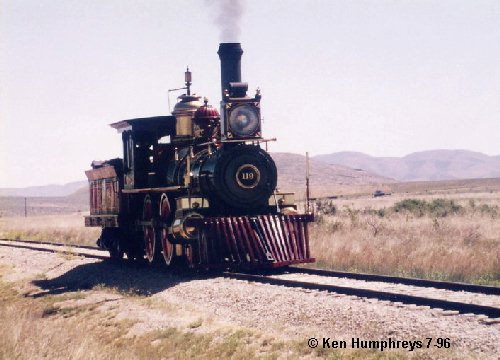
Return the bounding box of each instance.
[306,152,310,214]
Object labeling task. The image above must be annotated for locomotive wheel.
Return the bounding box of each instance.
[143,226,156,263]
[160,227,174,265]
[159,194,175,266]
[143,195,156,263]
[159,193,171,220]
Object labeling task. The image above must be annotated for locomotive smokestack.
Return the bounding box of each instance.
[218,43,243,98]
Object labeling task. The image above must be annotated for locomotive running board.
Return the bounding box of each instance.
[196,214,315,269]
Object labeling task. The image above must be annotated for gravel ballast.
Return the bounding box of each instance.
[0,244,498,359]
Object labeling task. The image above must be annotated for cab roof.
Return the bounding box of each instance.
[110,116,176,135]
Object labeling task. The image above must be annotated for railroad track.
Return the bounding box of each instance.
[286,267,500,296]
[0,238,108,261]
[0,238,100,251]
[1,238,499,318]
[223,272,500,318]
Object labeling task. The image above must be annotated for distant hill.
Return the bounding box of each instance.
[0,153,391,215]
[270,152,392,191]
[0,180,87,197]
[314,150,500,181]
[0,186,90,217]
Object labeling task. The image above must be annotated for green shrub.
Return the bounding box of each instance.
[392,198,463,218]
[392,199,428,217]
[428,198,462,217]
[478,203,499,218]
[315,200,337,215]
[363,208,388,218]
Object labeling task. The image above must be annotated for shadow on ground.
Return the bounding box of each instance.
[31,259,210,298]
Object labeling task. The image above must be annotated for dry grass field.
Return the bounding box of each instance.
[309,187,500,286]
[0,213,99,246]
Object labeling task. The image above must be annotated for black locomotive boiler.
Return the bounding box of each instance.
[85,43,314,268]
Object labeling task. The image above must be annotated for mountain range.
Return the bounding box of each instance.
[1,150,498,199]
[0,154,389,199]
[270,152,390,190]
[0,180,87,197]
[313,150,500,181]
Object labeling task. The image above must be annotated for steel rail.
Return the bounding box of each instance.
[224,272,500,318]
[0,238,102,251]
[0,240,108,260]
[287,267,500,296]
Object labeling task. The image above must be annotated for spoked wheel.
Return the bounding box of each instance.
[143,195,155,263]
[161,228,174,265]
[159,194,174,266]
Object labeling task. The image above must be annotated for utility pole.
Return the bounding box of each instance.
[24,197,27,217]
[306,152,310,214]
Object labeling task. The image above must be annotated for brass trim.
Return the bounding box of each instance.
[235,164,260,189]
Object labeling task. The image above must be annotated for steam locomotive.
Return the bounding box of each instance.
[84,43,314,269]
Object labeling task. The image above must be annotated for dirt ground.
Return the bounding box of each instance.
[0,244,498,359]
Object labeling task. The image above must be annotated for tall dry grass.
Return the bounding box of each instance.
[310,195,500,285]
[0,213,100,246]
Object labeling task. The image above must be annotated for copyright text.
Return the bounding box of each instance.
[307,337,451,351]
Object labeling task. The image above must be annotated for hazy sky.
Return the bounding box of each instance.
[1,0,499,187]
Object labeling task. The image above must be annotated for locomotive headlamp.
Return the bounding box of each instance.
[228,104,260,137]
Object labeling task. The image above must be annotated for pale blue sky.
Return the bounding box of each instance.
[1,0,499,187]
